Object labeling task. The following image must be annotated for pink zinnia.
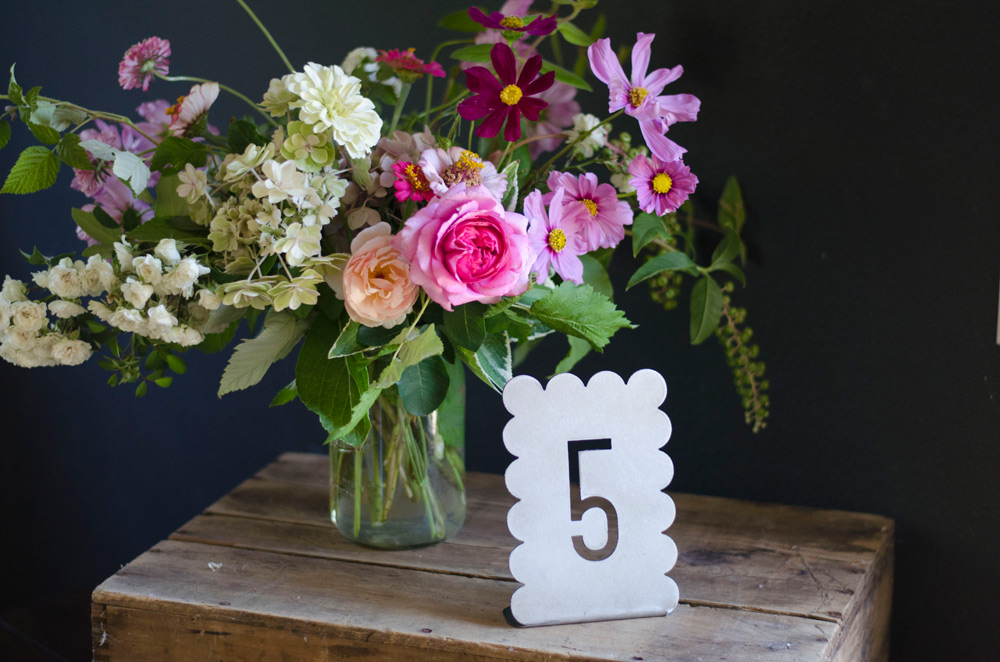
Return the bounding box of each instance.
[525,188,588,285]
[458,43,555,142]
[588,33,700,162]
[376,49,445,82]
[544,171,634,251]
[628,154,698,216]
[167,82,219,137]
[118,37,171,91]
[391,161,435,202]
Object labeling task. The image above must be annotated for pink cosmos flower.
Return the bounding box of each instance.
[118,37,171,91]
[418,147,507,201]
[135,100,172,143]
[392,184,532,310]
[376,49,445,82]
[523,81,580,158]
[524,188,589,285]
[628,153,698,216]
[391,161,435,202]
[330,222,419,328]
[588,33,700,162]
[167,82,219,137]
[458,43,555,142]
[544,171,634,251]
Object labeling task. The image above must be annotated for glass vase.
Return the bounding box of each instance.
[329,370,466,549]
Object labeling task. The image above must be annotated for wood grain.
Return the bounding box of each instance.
[93,452,893,661]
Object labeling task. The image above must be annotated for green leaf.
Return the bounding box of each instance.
[580,254,613,299]
[398,355,450,416]
[443,302,487,351]
[540,60,592,92]
[19,246,49,266]
[553,335,591,375]
[154,174,189,218]
[557,21,594,46]
[439,10,484,31]
[27,122,60,145]
[713,261,747,287]
[590,13,607,40]
[82,243,112,259]
[475,332,513,388]
[30,100,87,132]
[218,311,307,396]
[328,320,365,358]
[165,354,187,375]
[149,136,208,171]
[227,118,268,155]
[135,381,148,398]
[55,134,92,169]
[112,150,151,195]
[626,251,699,290]
[126,216,210,246]
[92,205,119,229]
[357,322,406,347]
[451,44,493,63]
[710,228,742,269]
[8,65,23,106]
[270,380,298,407]
[530,282,632,351]
[0,120,11,150]
[500,159,519,212]
[1,146,59,194]
[717,175,746,235]
[631,212,669,257]
[436,360,466,449]
[295,314,358,426]
[71,208,121,247]
[689,275,723,345]
[153,376,173,388]
[376,324,446,388]
[197,321,239,354]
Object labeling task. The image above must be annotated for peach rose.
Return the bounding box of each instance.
[331,222,418,328]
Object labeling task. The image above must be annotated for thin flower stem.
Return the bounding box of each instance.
[389,82,411,137]
[154,73,278,128]
[235,0,295,73]
[425,39,473,123]
[525,109,623,191]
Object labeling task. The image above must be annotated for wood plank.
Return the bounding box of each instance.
[93,540,837,662]
[825,531,894,662]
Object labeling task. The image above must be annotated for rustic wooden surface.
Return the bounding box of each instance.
[92,452,894,661]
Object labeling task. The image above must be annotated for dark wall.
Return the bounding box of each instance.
[2,1,998,660]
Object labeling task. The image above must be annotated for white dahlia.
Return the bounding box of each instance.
[291,63,382,159]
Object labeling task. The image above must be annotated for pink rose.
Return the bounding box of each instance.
[393,185,533,310]
[330,222,419,328]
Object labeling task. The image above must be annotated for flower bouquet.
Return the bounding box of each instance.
[0,0,768,548]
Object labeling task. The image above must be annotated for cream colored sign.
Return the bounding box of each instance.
[502,369,678,627]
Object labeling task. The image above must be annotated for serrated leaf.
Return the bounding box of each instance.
[626,251,699,290]
[1,146,59,194]
[439,9,485,31]
[31,101,87,132]
[553,335,591,375]
[112,150,150,195]
[540,60,592,92]
[154,174,188,218]
[398,355,450,416]
[71,208,121,247]
[328,321,364,358]
[197,321,240,354]
[690,275,723,345]
[631,212,669,257]
[557,21,594,46]
[27,122,60,145]
[0,120,11,150]
[500,159,519,212]
[530,283,632,351]
[149,136,208,171]
[78,139,116,161]
[227,118,268,155]
[55,134,92,169]
[718,175,746,235]
[451,44,493,63]
[218,312,307,396]
[270,380,298,407]
[200,305,246,335]
[443,302,487,351]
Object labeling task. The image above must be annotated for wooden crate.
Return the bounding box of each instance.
[92,452,893,661]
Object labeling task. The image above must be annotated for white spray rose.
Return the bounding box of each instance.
[146,304,177,335]
[31,270,51,290]
[154,239,182,266]
[121,277,155,309]
[51,338,92,366]
[46,260,84,299]
[133,255,163,286]
[10,301,48,331]
[114,240,135,272]
[162,257,210,298]
[164,325,204,347]
[1,276,27,303]
[3,326,39,350]
[109,308,145,334]
[88,300,114,322]
[197,288,222,311]
[48,300,87,319]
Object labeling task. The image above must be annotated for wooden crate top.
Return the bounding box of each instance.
[92,452,894,662]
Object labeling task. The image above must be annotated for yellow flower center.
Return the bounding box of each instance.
[500,84,523,106]
[628,86,649,108]
[581,198,598,216]
[442,150,485,187]
[456,150,484,172]
[547,228,567,253]
[652,173,673,194]
[500,16,525,29]
[165,95,186,118]
[404,163,429,191]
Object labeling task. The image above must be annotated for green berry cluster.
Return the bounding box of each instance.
[714,282,770,432]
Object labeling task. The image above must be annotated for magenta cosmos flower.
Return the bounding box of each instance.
[118,37,171,91]
[628,153,698,216]
[392,184,532,310]
[545,171,634,251]
[458,43,555,142]
[468,6,558,36]
[376,48,445,82]
[588,33,700,162]
[525,188,589,285]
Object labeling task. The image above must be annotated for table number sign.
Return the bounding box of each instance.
[502,369,679,627]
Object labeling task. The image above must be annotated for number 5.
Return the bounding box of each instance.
[567,438,619,561]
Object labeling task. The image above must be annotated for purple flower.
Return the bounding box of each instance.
[525,187,589,285]
[458,43,555,142]
[588,33,700,162]
[628,154,698,216]
[468,6,558,36]
[544,171,634,251]
[118,37,170,91]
